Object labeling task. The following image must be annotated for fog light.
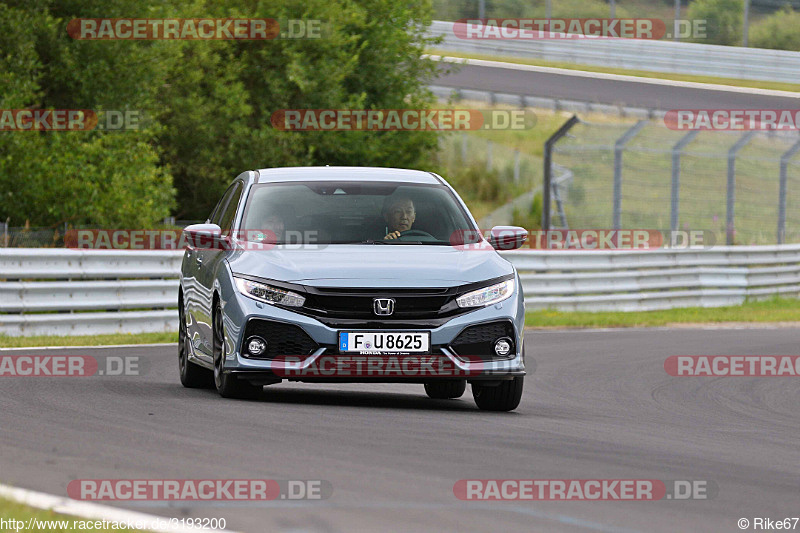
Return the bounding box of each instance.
[494,337,512,356]
[247,336,267,356]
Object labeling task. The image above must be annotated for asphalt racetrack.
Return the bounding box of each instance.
[434,61,800,111]
[1,327,798,532]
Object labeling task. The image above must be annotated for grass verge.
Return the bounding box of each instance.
[0,331,177,349]
[430,49,800,93]
[0,496,139,531]
[1,299,798,349]
[526,297,800,329]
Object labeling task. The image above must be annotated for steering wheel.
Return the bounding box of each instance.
[394,229,437,242]
[399,229,434,238]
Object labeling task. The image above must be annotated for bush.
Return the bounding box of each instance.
[511,192,543,230]
[687,0,742,45]
[750,7,800,51]
[446,162,505,203]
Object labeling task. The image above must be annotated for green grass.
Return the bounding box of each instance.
[526,297,800,328]
[0,496,140,531]
[0,331,177,348]
[430,49,800,93]
[0,301,798,349]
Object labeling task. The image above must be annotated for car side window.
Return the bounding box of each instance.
[218,182,243,237]
[210,184,237,226]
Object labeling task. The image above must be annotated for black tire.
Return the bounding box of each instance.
[213,301,262,399]
[424,380,467,399]
[472,377,524,412]
[178,295,212,388]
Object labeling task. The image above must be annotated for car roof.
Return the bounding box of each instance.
[255,166,441,184]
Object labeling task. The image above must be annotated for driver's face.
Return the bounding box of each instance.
[384,199,416,232]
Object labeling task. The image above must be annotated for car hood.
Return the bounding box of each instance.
[227,245,513,287]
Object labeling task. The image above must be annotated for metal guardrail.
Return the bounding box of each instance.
[428,20,800,84]
[506,244,800,311]
[1,246,798,336]
[0,250,182,337]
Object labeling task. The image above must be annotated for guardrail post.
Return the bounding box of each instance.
[670,130,699,233]
[613,120,648,230]
[778,140,800,244]
[726,132,756,245]
[543,115,579,231]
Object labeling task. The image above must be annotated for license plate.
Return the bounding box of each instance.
[338,331,430,354]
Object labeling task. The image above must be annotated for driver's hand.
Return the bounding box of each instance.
[384,231,402,240]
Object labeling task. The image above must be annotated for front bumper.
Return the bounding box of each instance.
[218,279,526,383]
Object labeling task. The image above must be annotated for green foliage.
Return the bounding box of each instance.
[750,7,800,51]
[0,0,176,228]
[446,162,504,203]
[160,0,444,218]
[511,191,542,230]
[433,0,630,20]
[0,0,444,225]
[687,0,742,45]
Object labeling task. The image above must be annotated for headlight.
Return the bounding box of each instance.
[456,279,514,308]
[234,277,305,307]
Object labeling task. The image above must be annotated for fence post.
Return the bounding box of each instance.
[726,131,756,245]
[513,150,520,183]
[613,120,648,230]
[670,130,699,233]
[778,140,800,244]
[542,115,579,231]
[1,219,7,248]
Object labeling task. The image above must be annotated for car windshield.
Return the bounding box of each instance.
[240,181,476,245]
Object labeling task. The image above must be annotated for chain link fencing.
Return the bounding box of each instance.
[546,117,800,244]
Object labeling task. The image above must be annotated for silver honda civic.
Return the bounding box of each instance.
[178,166,528,411]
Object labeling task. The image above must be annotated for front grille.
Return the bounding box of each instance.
[300,286,468,324]
[450,321,515,358]
[241,319,318,359]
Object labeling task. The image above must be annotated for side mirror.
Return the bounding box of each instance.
[489,226,528,250]
[183,223,223,249]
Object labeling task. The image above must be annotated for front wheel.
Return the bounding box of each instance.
[424,380,466,399]
[178,296,212,388]
[472,377,524,411]
[213,302,262,399]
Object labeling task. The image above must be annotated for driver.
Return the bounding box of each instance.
[382,195,416,240]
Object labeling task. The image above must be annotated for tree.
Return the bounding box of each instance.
[0,0,176,228]
[750,7,800,51]
[687,0,742,46]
